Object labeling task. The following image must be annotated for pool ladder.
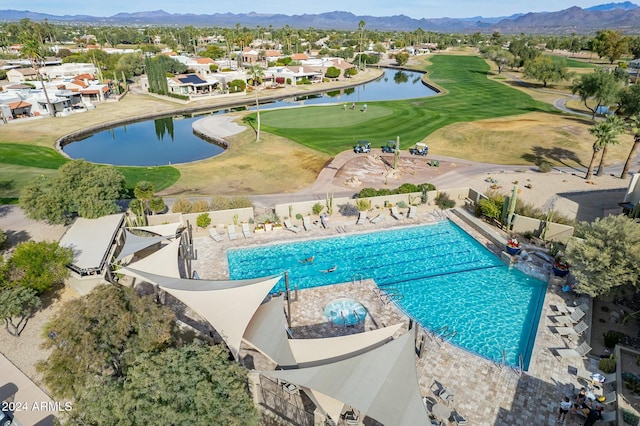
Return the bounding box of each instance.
[373,287,404,305]
[352,274,364,286]
[432,325,457,346]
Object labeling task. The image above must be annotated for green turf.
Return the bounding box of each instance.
[255,55,557,154]
[545,54,599,68]
[0,143,180,203]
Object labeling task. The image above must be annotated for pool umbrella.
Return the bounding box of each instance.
[506,184,518,231]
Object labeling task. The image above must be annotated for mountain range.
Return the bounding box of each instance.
[1,2,639,34]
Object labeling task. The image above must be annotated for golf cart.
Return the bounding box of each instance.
[409,143,429,156]
[353,140,371,154]
[381,140,397,153]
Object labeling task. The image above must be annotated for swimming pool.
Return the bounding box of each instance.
[227,221,546,368]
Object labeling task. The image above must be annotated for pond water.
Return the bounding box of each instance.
[63,69,436,166]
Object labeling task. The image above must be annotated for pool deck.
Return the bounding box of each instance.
[191,208,597,426]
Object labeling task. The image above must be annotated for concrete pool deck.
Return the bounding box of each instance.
[191,207,597,426]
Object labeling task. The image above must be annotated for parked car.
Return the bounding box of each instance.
[353,140,371,154]
[409,142,429,156]
[0,409,13,426]
[381,140,397,153]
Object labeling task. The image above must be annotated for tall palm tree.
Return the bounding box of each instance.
[249,65,265,142]
[596,115,624,176]
[586,117,619,180]
[20,29,55,118]
[621,115,640,178]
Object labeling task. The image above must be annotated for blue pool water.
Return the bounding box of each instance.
[227,221,546,368]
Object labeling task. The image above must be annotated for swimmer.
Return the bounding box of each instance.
[299,256,315,264]
[322,265,338,273]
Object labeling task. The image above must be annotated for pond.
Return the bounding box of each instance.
[62,69,437,166]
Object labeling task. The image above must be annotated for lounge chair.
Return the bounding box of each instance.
[302,216,313,231]
[370,214,383,224]
[209,228,223,242]
[553,303,589,315]
[356,212,367,225]
[553,307,586,325]
[390,206,402,220]
[576,369,616,385]
[556,341,592,358]
[407,205,416,219]
[451,410,469,425]
[284,219,301,233]
[600,410,617,423]
[242,223,253,238]
[554,320,589,339]
[227,224,238,240]
[601,391,617,406]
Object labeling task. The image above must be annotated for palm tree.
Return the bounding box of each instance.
[249,65,265,142]
[596,115,624,176]
[20,28,55,118]
[586,117,620,180]
[621,115,640,178]
[358,20,366,70]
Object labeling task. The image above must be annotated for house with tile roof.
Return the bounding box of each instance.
[6,68,38,83]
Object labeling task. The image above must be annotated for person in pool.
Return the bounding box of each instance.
[300,256,315,264]
[323,265,338,273]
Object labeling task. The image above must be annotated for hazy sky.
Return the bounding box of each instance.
[24,1,614,19]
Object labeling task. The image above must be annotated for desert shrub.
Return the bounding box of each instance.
[0,229,6,249]
[258,212,279,224]
[312,203,324,215]
[598,355,617,374]
[357,183,435,198]
[228,196,253,209]
[196,213,211,229]
[604,331,624,348]
[355,199,371,211]
[396,201,408,209]
[476,198,501,219]
[539,161,552,173]
[339,203,359,217]
[396,183,419,193]
[171,198,193,213]
[435,192,455,209]
[295,213,303,220]
[191,200,210,213]
[210,195,230,211]
[417,183,436,192]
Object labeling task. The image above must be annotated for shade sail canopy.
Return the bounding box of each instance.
[115,229,172,261]
[59,213,124,273]
[259,332,430,426]
[129,222,182,237]
[125,238,181,278]
[118,266,281,359]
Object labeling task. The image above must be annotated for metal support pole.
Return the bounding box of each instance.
[285,272,292,328]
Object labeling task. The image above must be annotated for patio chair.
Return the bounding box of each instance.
[356,212,367,225]
[601,391,617,406]
[600,410,617,424]
[242,223,253,238]
[554,320,589,339]
[302,216,313,231]
[553,307,586,325]
[209,228,223,242]
[390,206,402,220]
[576,369,616,386]
[284,219,301,233]
[370,214,383,224]
[227,225,238,241]
[451,410,469,425]
[407,205,417,219]
[556,341,592,359]
[553,303,589,315]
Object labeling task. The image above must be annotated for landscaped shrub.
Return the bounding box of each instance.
[312,203,324,215]
[396,183,419,193]
[623,409,640,424]
[191,200,210,213]
[539,161,552,173]
[295,213,303,220]
[338,204,359,217]
[604,331,624,348]
[171,198,193,213]
[476,198,502,219]
[356,182,436,198]
[396,201,408,209]
[355,198,371,211]
[435,192,455,209]
[598,355,617,374]
[0,229,6,249]
[196,213,211,229]
[228,196,253,209]
[418,183,436,192]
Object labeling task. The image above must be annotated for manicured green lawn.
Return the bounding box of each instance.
[0,143,180,203]
[545,54,599,68]
[255,55,557,154]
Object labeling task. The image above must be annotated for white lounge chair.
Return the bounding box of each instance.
[242,223,253,238]
[576,369,616,385]
[553,307,586,325]
[451,410,468,425]
[356,212,367,225]
[390,206,402,220]
[303,216,313,231]
[555,320,589,339]
[556,341,592,358]
[370,214,383,224]
[227,225,238,240]
[284,219,301,233]
[209,228,223,242]
[601,391,617,406]
[553,303,589,315]
[407,205,417,219]
[600,410,617,423]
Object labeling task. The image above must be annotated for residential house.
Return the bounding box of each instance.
[40,63,97,80]
[6,68,38,83]
[265,66,323,85]
[621,173,640,215]
[168,74,219,96]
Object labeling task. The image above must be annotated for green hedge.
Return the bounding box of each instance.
[356,182,435,198]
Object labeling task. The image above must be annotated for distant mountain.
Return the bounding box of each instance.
[585,1,639,11]
[0,3,639,34]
